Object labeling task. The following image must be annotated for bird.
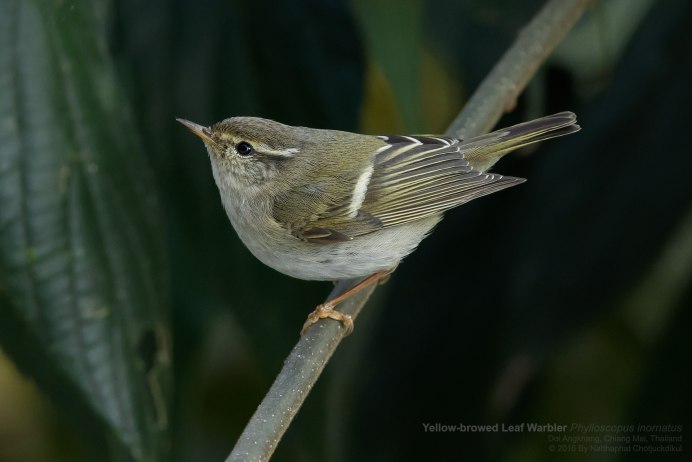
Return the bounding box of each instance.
[177,112,579,334]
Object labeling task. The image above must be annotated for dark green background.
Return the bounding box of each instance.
[0,0,689,461]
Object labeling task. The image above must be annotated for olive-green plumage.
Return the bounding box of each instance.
[178,112,579,280]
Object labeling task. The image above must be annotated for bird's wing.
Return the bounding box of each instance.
[272,135,523,243]
[359,136,524,228]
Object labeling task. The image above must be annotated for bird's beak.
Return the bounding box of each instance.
[176,118,214,144]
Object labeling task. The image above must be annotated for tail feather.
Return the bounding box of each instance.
[460,112,580,172]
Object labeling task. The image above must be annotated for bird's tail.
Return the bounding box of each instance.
[460,111,580,172]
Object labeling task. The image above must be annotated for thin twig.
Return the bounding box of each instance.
[448,0,591,139]
[227,1,589,460]
[227,278,373,462]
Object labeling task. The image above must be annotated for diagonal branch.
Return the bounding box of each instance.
[448,0,591,139]
[227,277,373,462]
[226,1,590,460]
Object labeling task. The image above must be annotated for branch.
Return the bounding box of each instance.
[227,1,589,460]
[227,278,372,462]
[448,0,591,139]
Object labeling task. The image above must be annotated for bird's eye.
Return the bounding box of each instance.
[236,141,254,157]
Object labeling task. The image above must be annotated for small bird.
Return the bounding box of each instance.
[178,112,579,334]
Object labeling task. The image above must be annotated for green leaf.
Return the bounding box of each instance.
[0,1,170,460]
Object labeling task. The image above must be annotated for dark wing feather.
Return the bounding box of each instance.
[272,179,383,243]
[273,112,578,243]
[360,138,524,228]
[276,136,523,242]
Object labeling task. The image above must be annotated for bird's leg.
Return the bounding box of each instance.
[301,269,393,336]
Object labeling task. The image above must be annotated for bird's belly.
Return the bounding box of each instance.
[232,215,441,281]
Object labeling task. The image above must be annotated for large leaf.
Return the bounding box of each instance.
[0,1,170,460]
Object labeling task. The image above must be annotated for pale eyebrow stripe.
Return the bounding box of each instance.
[257,143,300,157]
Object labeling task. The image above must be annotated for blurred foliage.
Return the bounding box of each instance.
[0,0,170,460]
[0,0,690,461]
